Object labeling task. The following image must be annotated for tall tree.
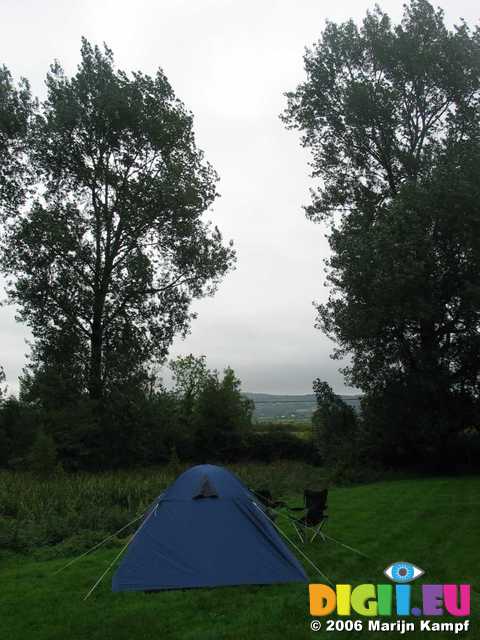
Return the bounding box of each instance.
[170,353,210,431]
[0,65,34,213]
[194,366,254,461]
[283,1,480,457]
[0,364,6,402]
[1,40,234,400]
[311,379,357,465]
[282,0,480,220]
[324,143,480,444]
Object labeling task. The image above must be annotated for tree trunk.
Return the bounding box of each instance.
[89,301,104,400]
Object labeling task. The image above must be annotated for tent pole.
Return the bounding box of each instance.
[53,511,147,576]
[266,503,369,559]
[82,506,157,600]
[321,532,369,558]
[253,503,334,587]
[83,538,132,600]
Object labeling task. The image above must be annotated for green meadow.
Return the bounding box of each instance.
[1,468,479,639]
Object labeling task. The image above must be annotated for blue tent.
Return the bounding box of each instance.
[112,464,308,591]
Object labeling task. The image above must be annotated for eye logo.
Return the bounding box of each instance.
[309,561,470,619]
[384,561,424,583]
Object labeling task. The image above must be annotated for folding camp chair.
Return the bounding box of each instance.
[253,488,286,522]
[253,488,286,508]
[287,488,328,543]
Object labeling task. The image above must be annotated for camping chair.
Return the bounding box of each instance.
[252,488,286,522]
[287,488,328,543]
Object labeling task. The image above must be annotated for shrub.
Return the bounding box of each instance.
[28,430,60,478]
[243,431,312,463]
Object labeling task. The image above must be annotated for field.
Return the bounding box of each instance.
[1,466,479,639]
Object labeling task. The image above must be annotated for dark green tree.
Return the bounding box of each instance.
[28,429,59,478]
[20,321,87,409]
[170,353,209,431]
[0,396,38,468]
[194,367,254,461]
[0,366,8,464]
[329,144,480,459]
[311,379,357,465]
[283,1,480,462]
[282,0,480,219]
[0,364,6,402]
[0,65,34,213]
[1,39,235,401]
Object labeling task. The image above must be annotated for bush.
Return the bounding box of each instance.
[28,430,60,478]
[243,431,312,463]
[326,461,383,486]
[0,397,39,468]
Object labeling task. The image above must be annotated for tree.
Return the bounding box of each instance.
[1,40,235,401]
[19,321,87,410]
[0,364,6,403]
[28,429,59,478]
[326,144,480,457]
[311,379,357,465]
[170,354,209,429]
[194,367,254,461]
[170,354,209,402]
[282,1,480,461]
[282,0,480,220]
[0,396,38,468]
[0,65,34,213]
[169,356,254,461]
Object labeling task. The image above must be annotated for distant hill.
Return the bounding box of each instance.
[244,392,362,421]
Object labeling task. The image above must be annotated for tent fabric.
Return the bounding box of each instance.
[112,464,308,591]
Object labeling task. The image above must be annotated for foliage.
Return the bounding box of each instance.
[0,462,326,552]
[0,40,235,402]
[283,1,480,466]
[311,380,358,466]
[1,354,301,470]
[282,0,480,220]
[169,353,210,435]
[0,397,39,469]
[194,366,254,461]
[167,355,256,462]
[170,354,210,400]
[0,65,34,213]
[28,430,60,478]
[243,431,312,463]
[0,364,6,402]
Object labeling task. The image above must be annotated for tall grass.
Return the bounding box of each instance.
[0,462,327,552]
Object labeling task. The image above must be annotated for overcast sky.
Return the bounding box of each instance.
[1,0,478,395]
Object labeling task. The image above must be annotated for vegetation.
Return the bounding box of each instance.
[0,39,234,404]
[2,473,478,639]
[311,380,358,467]
[0,354,317,471]
[282,0,480,468]
[0,462,326,552]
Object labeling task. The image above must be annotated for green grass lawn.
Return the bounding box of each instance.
[2,475,479,639]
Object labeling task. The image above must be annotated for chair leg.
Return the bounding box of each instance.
[310,526,321,543]
[310,520,327,543]
[293,522,304,543]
